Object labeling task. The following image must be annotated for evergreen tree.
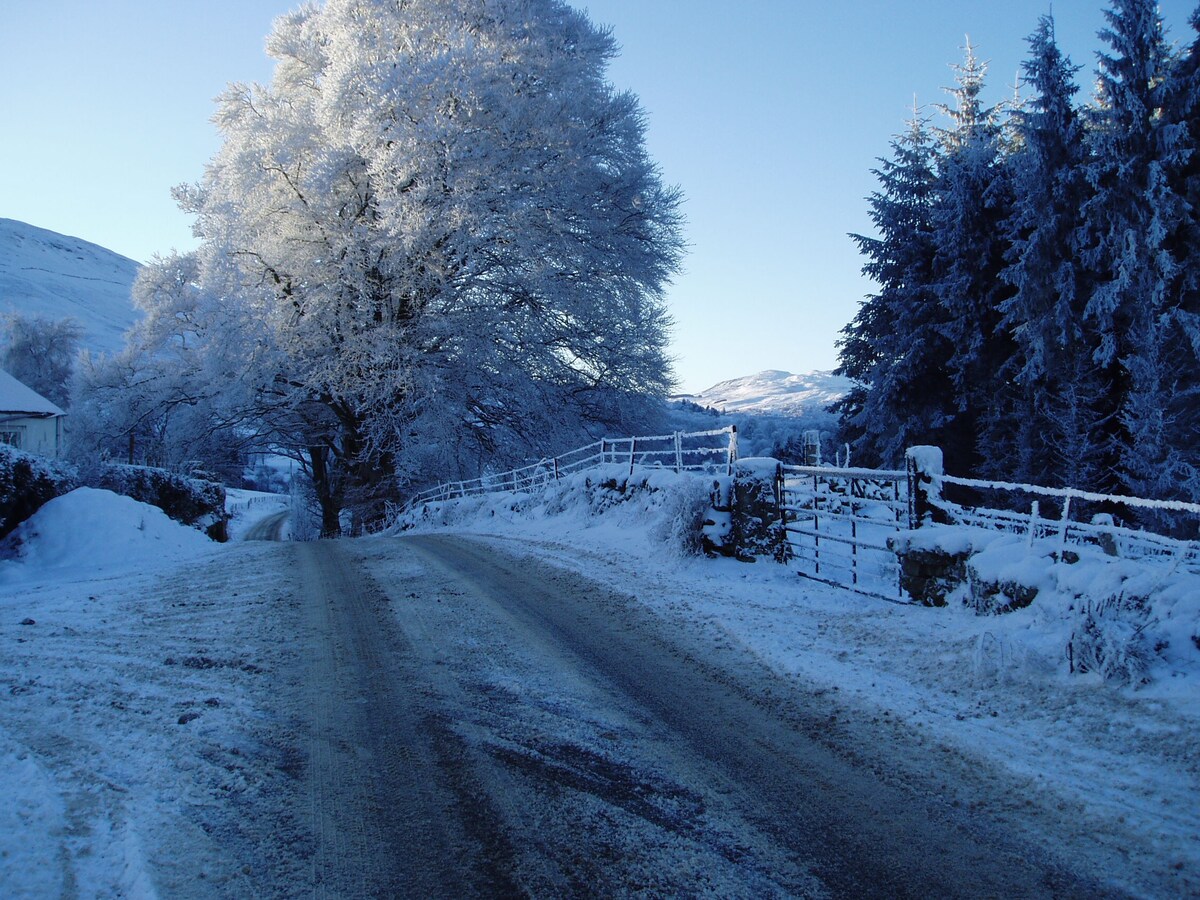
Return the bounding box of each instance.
[1161,5,1200,501]
[837,109,950,467]
[999,16,1105,488]
[929,42,1016,476]
[1080,0,1190,499]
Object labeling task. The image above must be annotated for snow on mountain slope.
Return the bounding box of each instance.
[681,369,852,416]
[0,218,140,354]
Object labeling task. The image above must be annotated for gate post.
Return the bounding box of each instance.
[906,446,945,529]
[803,430,822,467]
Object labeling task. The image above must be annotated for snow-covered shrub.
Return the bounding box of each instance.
[1067,592,1153,685]
[1057,546,1200,685]
[0,445,78,539]
[651,475,717,557]
[91,464,229,542]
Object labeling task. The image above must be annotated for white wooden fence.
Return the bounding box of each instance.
[935,470,1200,570]
[400,426,738,512]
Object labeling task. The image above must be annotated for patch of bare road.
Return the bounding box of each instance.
[263,534,1118,898]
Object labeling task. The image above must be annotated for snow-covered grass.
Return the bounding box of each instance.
[892,524,1200,689]
[395,469,1200,893]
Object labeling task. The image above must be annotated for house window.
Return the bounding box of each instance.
[0,429,22,449]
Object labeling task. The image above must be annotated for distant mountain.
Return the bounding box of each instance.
[0,218,140,354]
[678,369,852,417]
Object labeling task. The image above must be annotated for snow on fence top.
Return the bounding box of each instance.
[401,426,738,512]
[941,473,1200,516]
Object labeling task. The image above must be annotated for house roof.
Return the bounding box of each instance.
[0,369,65,417]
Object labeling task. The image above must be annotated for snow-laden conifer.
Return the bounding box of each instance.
[998,16,1104,489]
[1080,0,1192,501]
[837,109,947,467]
[929,42,1015,475]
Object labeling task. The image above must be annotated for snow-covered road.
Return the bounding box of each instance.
[380,534,1101,897]
[3,497,1197,896]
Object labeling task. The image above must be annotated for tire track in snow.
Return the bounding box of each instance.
[291,540,521,897]
[394,534,1114,899]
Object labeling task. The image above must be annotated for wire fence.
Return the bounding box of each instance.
[937,473,1200,571]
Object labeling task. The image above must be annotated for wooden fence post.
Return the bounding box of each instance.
[674,432,683,473]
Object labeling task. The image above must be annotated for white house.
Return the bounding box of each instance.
[0,369,65,458]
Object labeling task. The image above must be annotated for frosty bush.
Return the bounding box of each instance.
[652,477,716,557]
[287,472,323,542]
[91,464,229,542]
[0,445,78,539]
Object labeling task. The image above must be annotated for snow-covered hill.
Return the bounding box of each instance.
[0,218,140,354]
[680,369,852,417]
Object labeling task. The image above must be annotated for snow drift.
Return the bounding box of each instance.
[0,487,216,581]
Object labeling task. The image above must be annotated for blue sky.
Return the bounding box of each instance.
[2,1,1196,392]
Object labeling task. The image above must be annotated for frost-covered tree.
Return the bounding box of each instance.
[1,313,82,409]
[930,43,1015,475]
[999,16,1105,488]
[1079,0,1191,498]
[69,252,264,481]
[837,109,948,466]
[180,0,683,533]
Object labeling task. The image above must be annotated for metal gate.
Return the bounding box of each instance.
[780,464,909,601]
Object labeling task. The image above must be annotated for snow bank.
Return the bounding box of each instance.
[397,466,717,560]
[894,524,1200,690]
[0,487,217,582]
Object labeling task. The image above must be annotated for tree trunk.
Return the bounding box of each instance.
[308,445,342,538]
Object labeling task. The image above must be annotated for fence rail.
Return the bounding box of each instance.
[400,425,738,513]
